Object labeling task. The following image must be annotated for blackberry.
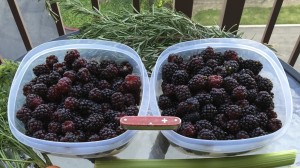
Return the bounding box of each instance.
[206,59,219,68]
[101,64,119,80]
[175,85,191,102]
[78,99,94,112]
[64,97,79,110]
[124,93,136,106]
[23,82,34,96]
[225,134,236,140]
[176,102,189,117]
[240,59,263,75]
[64,49,80,65]
[255,91,273,109]
[225,105,242,120]
[188,74,207,92]
[47,85,62,102]
[200,104,217,121]
[195,120,213,132]
[46,55,59,68]
[267,118,282,132]
[53,62,66,75]
[200,47,215,61]
[226,120,240,134]
[158,95,172,110]
[213,66,227,77]
[48,121,61,134]
[256,76,273,92]
[60,132,78,142]
[194,93,213,105]
[240,115,259,131]
[118,61,133,77]
[99,127,117,140]
[99,60,117,69]
[74,130,87,142]
[239,74,256,89]
[182,112,201,123]
[224,60,239,74]
[87,102,102,114]
[177,122,197,138]
[250,127,267,137]
[33,64,50,76]
[239,69,254,77]
[36,74,51,85]
[242,105,257,116]
[69,85,84,98]
[111,79,124,92]
[116,126,126,135]
[33,130,47,139]
[197,129,216,140]
[230,73,240,81]
[63,70,77,82]
[26,94,44,110]
[72,58,87,71]
[210,88,227,106]
[88,134,101,142]
[82,83,95,97]
[85,113,105,131]
[27,118,44,134]
[73,116,85,130]
[185,97,200,112]
[224,50,238,61]
[246,89,258,103]
[124,106,138,116]
[101,103,112,112]
[57,77,72,93]
[208,75,223,88]
[123,75,141,92]
[212,126,227,140]
[86,60,100,75]
[161,108,176,116]
[48,71,61,85]
[52,108,73,122]
[213,113,228,129]
[187,57,205,74]
[98,80,111,90]
[236,130,250,139]
[256,112,268,128]
[111,92,125,110]
[235,99,249,108]
[171,70,189,85]
[223,77,239,92]
[16,107,32,123]
[167,54,183,64]
[197,66,213,76]
[44,133,59,141]
[77,68,91,83]
[161,82,175,98]
[32,84,48,97]
[62,120,75,133]
[32,104,51,120]
[89,88,102,103]
[100,89,115,102]
[231,86,247,100]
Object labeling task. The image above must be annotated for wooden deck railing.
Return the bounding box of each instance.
[7,0,300,67]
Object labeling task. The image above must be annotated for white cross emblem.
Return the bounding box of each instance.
[162,118,168,123]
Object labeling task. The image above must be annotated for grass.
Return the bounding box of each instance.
[60,1,300,28]
[192,5,300,25]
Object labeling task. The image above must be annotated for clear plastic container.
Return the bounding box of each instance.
[150,38,293,154]
[8,39,150,158]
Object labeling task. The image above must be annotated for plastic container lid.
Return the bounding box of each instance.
[150,38,293,154]
[8,39,150,158]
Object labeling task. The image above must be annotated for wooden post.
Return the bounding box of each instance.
[50,3,66,36]
[174,0,194,18]
[288,35,300,66]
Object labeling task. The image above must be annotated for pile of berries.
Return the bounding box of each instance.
[159,47,282,140]
[17,49,142,142]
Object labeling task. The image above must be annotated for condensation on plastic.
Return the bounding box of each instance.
[150,38,293,154]
[8,39,150,158]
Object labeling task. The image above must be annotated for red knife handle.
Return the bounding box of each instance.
[120,116,181,130]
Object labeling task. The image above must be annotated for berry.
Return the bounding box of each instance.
[89,88,102,103]
[177,122,197,138]
[267,118,282,132]
[240,115,259,131]
[111,78,124,92]
[197,66,213,76]
[256,112,268,128]
[64,97,79,110]
[172,70,189,85]
[195,120,213,131]
[118,61,133,77]
[232,86,247,100]
[255,91,273,109]
[185,97,200,112]
[102,64,119,80]
[158,95,172,110]
[33,130,47,139]
[87,102,102,114]
[64,49,80,65]
[32,84,48,97]
[99,127,117,140]
[197,129,216,140]
[100,89,115,102]
[175,85,191,102]
[210,88,227,106]
[200,104,217,121]
[46,55,58,68]
[214,66,228,77]
[256,76,273,92]
[241,59,263,75]
[56,77,72,93]
[239,74,256,89]
[194,93,213,105]
[124,93,136,106]
[32,104,52,120]
[48,72,61,85]
[63,70,77,82]
[74,130,87,142]
[224,60,239,74]
[86,60,100,75]
[44,133,59,141]
[162,83,176,98]
[99,60,117,69]
[52,108,73,122]
[213,113,228,129]
[16,107,32,123]
[239,69,254,77]
[47,85,62,102]
[123,74,141,92]
[73,116,85,130]
[223,77,239,92]
[23,82,34,96]
[88,134,101,142]
[236,130,250,139]
[125,105,139,116]
[26,94,44,110]
[98,80,111,90]
[200,47,215,61]
[246,89,257,103]
[226,120,240,134]
[161,108,176,116]
[224,50,238,61]
[60,132,77,142]
[53,62,66,75]
[27,118,43,134]
[212,126,227,140]
[85,113,105,131]
[241,105,257,116]
[162,63,179,82]
[182,112,201,123]
[168,54,183,64]
[72,58,87,71]
[78,99,94,113]
[225,105,242,120]
[33,64,50,76]
[48,121,61,134]
[188,74,207,92]
[62,120,75,133]
[208,75,223,88]
[82,83,95,97]
[111,92,125,110]
[250,127,267,137]
[101,103,112,112]
[176,102,189,117]
[187,57,205,74]
[206,59,219,69]
[77,68,91,83]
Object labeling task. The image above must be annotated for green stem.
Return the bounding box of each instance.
[0,158,33,163]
